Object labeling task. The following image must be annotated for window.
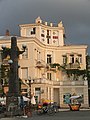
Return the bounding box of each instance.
[22,48,28,59]
[35,88,41,93]
[41,34,45,37]
[21,67,28,79]
[35,88,41,103]
[63,93,71,104]
[47,30,49,34]
[47,38,50,44]
[47,30,51,44]
[63,55,67,64]
[47,73,52,80]
[78,54,82,63]
[31,27,36,34]
[53,36,58,39]
[70,55,74,63]
[47,54,52,64]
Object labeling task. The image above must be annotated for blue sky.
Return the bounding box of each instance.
[0,0,90,53]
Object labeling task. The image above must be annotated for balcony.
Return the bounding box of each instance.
[53,80,87,86]
[34,80,87,86]
[36,60,46,68]
[33,78,53,85]
[46,63,59,71]
[49,67,57,71]
[65,63,80,70]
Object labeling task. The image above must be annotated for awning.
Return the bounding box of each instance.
[70,95,81,99]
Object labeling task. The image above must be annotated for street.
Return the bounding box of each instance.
[0,110,90,120]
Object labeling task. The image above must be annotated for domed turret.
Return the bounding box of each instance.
[35,16,42,24]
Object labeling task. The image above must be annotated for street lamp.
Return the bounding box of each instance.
[22,44,27,51]
[8,59,13,65]
[27,77,34,116]
[1,36,27,113]
[1,44,6,50]
[28,78,34,104]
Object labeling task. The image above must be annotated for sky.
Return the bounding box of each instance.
[0,0,90,53]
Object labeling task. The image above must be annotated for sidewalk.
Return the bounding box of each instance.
[0,113,6,118]
[0,108,90,119]
[59,108,90,111]
[0,110,23,118]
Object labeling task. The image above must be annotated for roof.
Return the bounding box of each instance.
[0,36,20,40]
[0,36,11,40]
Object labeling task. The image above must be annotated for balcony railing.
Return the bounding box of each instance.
[65,63,80,69]
[30,78,87,86]
[33,78,53,84]
[46,63,59,71]
[53,80,87,86]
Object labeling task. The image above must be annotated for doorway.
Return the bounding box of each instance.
[53,88,60,106]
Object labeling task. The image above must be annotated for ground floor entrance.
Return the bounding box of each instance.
[53,88,60,106]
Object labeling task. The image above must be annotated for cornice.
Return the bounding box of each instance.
[0,37,87,51]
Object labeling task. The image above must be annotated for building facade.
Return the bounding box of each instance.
[0,17,89,107]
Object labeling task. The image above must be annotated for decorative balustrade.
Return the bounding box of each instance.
[53,80,87,86]
[46,63,58,71]
[33,78,87,86]
[65,63,80,69]
[33,78,53,84]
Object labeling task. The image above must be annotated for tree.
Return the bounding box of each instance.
[86,55,90,86]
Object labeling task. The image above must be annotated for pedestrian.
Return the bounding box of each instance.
[31,94,36,105]
[20,95,25,111]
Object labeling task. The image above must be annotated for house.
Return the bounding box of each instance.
[0,17,88,108]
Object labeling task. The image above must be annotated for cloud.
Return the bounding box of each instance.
[0,0,90,52]
[0,0,3,2]
[0,0,6,2]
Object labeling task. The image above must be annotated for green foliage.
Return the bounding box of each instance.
[66,69,86,76]
[86,55,90,85]
[0,64,9,85]
[2,47,10,59]
[50,62,87,80]
[0,64,9,79]
[86,55,90,66]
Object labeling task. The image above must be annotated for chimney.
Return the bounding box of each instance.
[5,29,10,36]
[50,23,53,27]
[45,22,47,25]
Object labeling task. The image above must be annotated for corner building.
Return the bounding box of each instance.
[0,17,88,108]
